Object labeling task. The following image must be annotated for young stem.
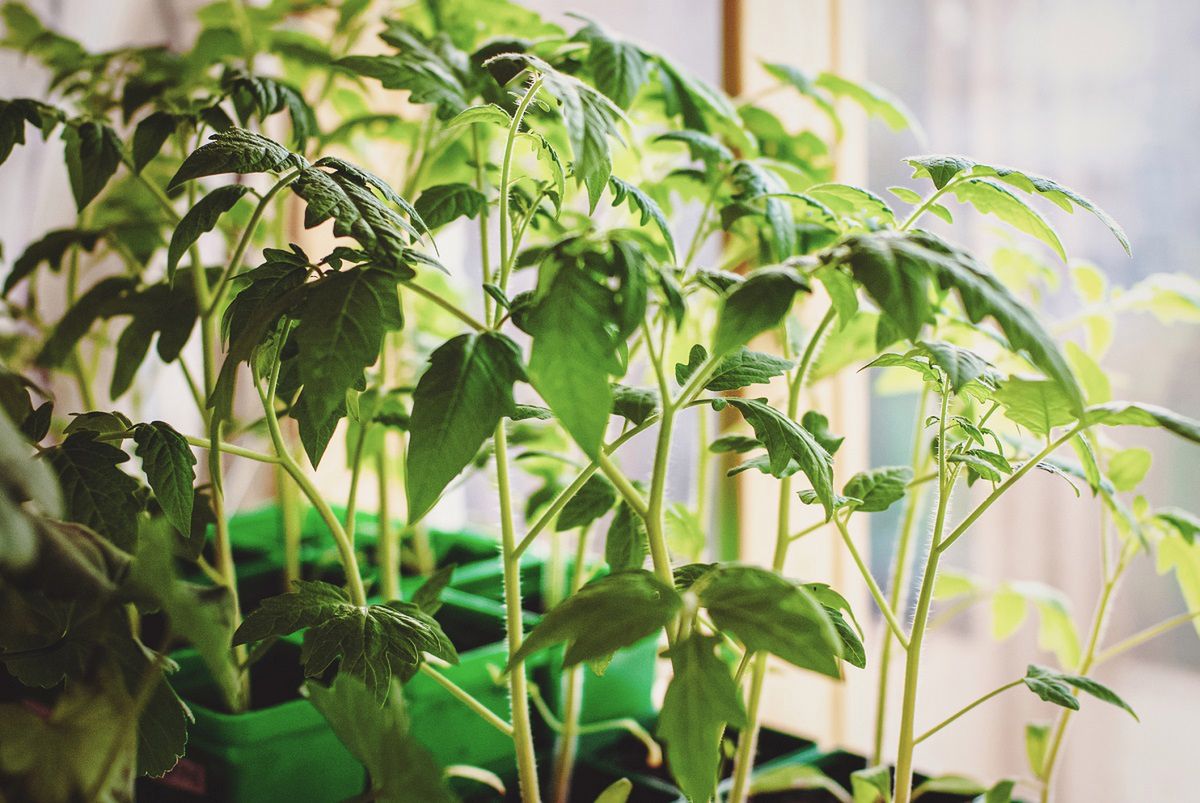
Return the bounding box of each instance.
[1038,542,1134,802]
[376,444,397,600]
[913,679,1024,745]
[496,76,545,307]
[258,368,367,607]
[729,308,831,803]
[494,423,542,802]
[834,513,910,650]
[419,663,513,736]
[472,125,494,322]
[893,388,952,803]
[1095,609,1200,666]
[872,383,932,764]
[343,419,370,543]
[551,526,593,803]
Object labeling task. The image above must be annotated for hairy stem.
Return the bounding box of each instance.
[494,423,542,802]
[834,513,910,650]
[872,383,931,764]
[914,679,1023,745]
[893,388,952,803]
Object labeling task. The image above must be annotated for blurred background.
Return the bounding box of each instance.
[2,1,1196,800]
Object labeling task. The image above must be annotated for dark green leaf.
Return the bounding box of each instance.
[658,635,746,803]
[509,570,680,668]
[801,411,844,455]
[411,565,455,613]
[62,120,122,211]
[131,422,195,536]
[724,398,835,518]
[842,466,912,513]
[729,161,795,261]
[292,267,403,466]
[0,97,64,166]
[653,130,732,170]
[406,332,524,523]
[168,128,305,191]
[705,347,794,392]
[1156,508,1200,545]
[914,341,994,393]
[571,15,650,109]
[607,175,675,260]
[307,674,455,803]
[167,185,250,280]
[1022,664,1137,720]
[949,178,1065,260]
[709,435,760,454]
[611,384,659,425]
[131,111,178,173]
[42,433,141,551]
[222,70,317,149]
[234,580,457,701]
[4,228,103,297]
[713,267,809,355]
[336,42,468,120]
[556,474,617,532]
[414,182,487,230]
[699,565,842,678]
[605,500,648,572]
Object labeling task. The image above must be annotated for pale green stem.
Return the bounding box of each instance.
[402,281,487,332]
[893,388,952,803]
[834,513,910,650]
[419,663,513,736]
[343,418,370,543]
[496,76,545,304]
[494,423,542,802]
[1095,610,1200,667]
[914,679,1023,745]
[873,383,932,764]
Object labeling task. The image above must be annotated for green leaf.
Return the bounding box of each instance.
[653,130,733,170]
[801,411,844,455]
[850,765,891,803]
[406,332,524,523]
[724,398,835,519]
[43,433,141,551]
[509,570,681,668]
[413,182,487,230]
[605,500,648,572]
[607,175,675,259]
[594,779,633,803]
[222,69,317,149]
[306,674,454,803]
[526,238,645,457]
[131,422,195,536]
[1156,508,1200,545]
[761,62,842,138]
[654,54,750,151]
[489,53,626,211]
[1082,401,1200,445]
[949,178,1065,260]
[292,267,403,466]
[0,97,64,167]
[699,565,843,678]
[167,184,251,280]
[912,776,988,799]
[62,120,122,211]
[445,103,511,130]
[729,160,797,260]
[611,384,659,425]
[1064,341,1111,405]
[843,466,912,513]
[1107,447,1151,492]
[905,155,1130,254]
[913,341,993,393]
[233,580,457,701]
[336,40,467,119]
[571,15,650,109]
[713,267,809,355]
[411,565,455,615]
[976,780,1016,803]
[168,128,305,191]
[750,763,851,800]
[815,72,920,134]
[1025,723,1050,779]
[994,377,1077,435]
[709,435,761,454]
[1023,664,1138,720]
[658,635,746,803]
[130,111,178,173]
[3,227,103,297]
[844,231,1083,410]
[555,473,617,531]
[665,503,706,562]
[687,346,794,392]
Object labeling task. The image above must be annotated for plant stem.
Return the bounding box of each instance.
[1095,610,1200,666]
[419,663,513,736]
[343,418,370,543]
[872,383,931,764]
[494,423,542,802]
[898,175,965,231]
[1039,543,1134,802]
[834,513,910,650]
[914,679,1023,745]
[403,280,488,332]
[279,460,302,587]
[893,388,952,803]
[258,368,367,607]
[729,309,830,803]
[496,76,545,304]
[472,125,495,322]
[206,170,302,317]
[552,525,593,803]
[376,444,398,599]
